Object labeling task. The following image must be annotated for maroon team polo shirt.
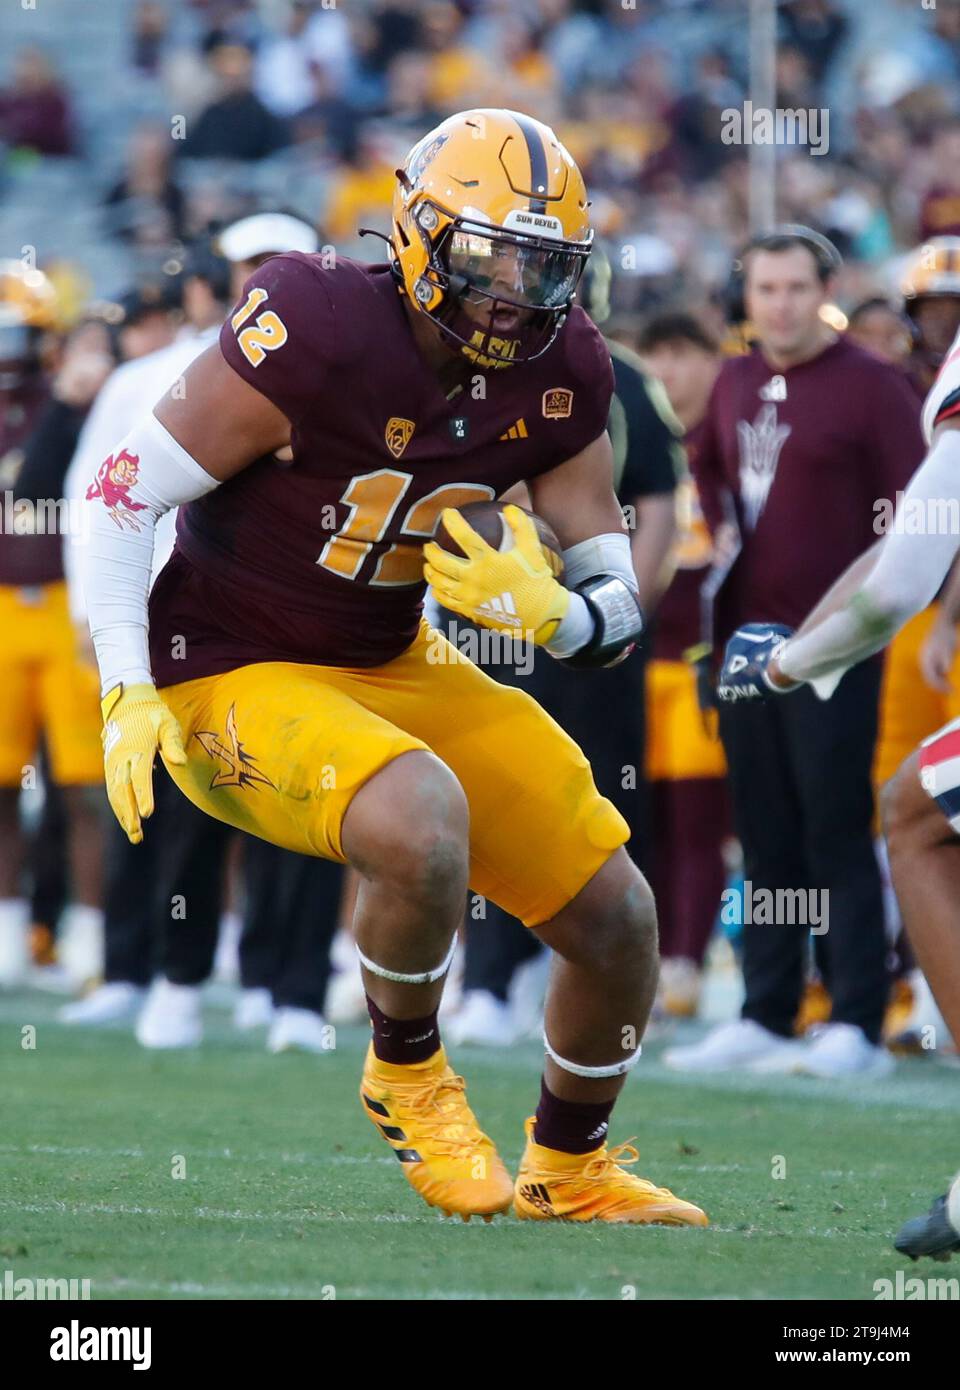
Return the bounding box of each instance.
[689,337,925,645]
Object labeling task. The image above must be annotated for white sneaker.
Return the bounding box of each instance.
[437,939,464,1022]
[509,947,549,1038]
[59,982,145,1025]
[57,905,105,990]
[795,1022,895,1078]
[446,990,517,1047]
[658,957,703,1018]
[895,969,952,1052]
[325,967,367,1024]
[663,1018,803,1073]
[212,911,242,985]
[267,1006,332,1054]
[136,979,203,1049]
[0,899,30,988]
[233,987,274,1031]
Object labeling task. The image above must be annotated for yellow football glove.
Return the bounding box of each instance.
[423,504,570,644]
[100,682,187,845]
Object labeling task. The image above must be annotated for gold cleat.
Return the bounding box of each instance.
[514,1117,709,1226]
[360,1044,514,1220]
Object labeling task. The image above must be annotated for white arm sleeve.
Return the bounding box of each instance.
[546,532,639,658]
[79,412,219,695]
[779,428,960,698]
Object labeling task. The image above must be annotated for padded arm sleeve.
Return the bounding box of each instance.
[779,428,960,698]
[546,532,640,658]
[79,413,219,695]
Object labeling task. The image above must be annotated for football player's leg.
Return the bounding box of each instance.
[161,662,513,1217]
[882,741,960,1047]
[37,594,109,988]
[375,626,705,1224]
[0,610,38,985]
[40,634,105,910]
[882,739,960,1259]
[343,751,515,1219]
[341,748,469,1022]
[517,848,705,1225]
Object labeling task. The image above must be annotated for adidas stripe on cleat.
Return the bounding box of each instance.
[359,1043,514,1219]
[514,1116,708,1225]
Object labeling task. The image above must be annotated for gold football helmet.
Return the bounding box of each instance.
[391,108,593,368]
[0,260,59,388]
[900,237,960,309]
[0,259,59,330]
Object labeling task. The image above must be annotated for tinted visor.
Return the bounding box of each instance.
[445,227,586,311]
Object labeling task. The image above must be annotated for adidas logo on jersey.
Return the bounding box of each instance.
[499,418,528,441]
[476,592,522,627]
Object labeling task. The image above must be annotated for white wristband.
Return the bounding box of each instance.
[545,532,638,659]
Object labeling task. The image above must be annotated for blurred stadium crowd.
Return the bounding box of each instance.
[6,0,960,309]
[4,0,960,1060]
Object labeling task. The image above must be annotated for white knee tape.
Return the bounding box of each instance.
[543,1032,642,1078]
[356,936,457,986]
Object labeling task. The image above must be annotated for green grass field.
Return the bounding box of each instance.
[2,991,958,1301]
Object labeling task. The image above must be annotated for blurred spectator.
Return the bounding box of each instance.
[256,0,352,118]
[779,0,849,85]
[292,63,360,160]
[918,121,960,241]
[421,1,493,114]
[775,44,818,111]
[380,51,442,143]
[104,126,186,250]
[115,282,181,362]
[323,126,399,245]
[132,0,170,77]
[637,310,729,1019]
[669,49,743,184]
[365,0,423,76]
[670,233,925,1079]
[183,38,289,161]
[495,14,559,120]
[845,297,913,368]
[0,48,73,157]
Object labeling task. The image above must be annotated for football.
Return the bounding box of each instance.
[433,500,566,580]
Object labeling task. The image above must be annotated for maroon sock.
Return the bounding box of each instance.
[366,995,441,1065]
[533,1078,615,1155]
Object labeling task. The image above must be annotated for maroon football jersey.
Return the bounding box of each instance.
[0,382,60,587]
[149,254,613,684]
[690,337,925,645]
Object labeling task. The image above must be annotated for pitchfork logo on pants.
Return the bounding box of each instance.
[736,403,792,530]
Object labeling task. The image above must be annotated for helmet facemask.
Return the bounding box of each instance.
[410,203,592,369]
